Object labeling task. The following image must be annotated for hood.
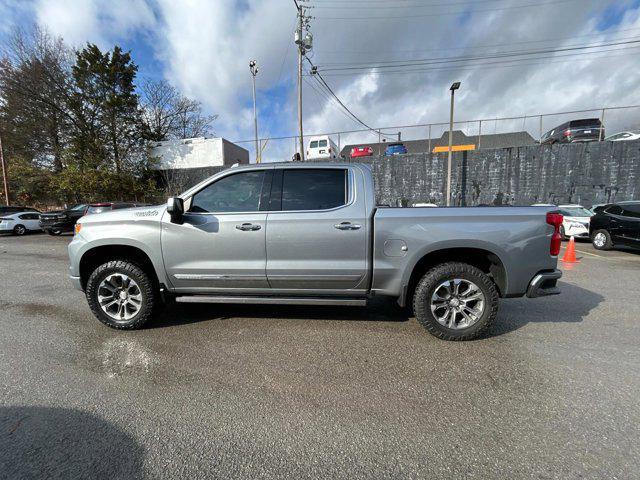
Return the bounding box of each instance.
[80,205,165,225]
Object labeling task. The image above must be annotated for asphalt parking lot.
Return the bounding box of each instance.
[1,234,639,479]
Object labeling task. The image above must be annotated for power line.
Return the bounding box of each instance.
[311,47,640,77]
[304,57,397,139]
[315,39,640,72]
[310,0,561,9]
[314,0,583,20]
[314,28,640,59]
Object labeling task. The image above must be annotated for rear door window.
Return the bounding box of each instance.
[620,204,640,218]
[310,141,318,148]
[280,169,347,211]
[318,140,328,147]
[606,205,623,215]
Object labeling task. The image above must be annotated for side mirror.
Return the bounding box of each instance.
[166,197,184,224]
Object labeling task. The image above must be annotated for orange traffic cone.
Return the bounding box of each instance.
[562,236,579,263]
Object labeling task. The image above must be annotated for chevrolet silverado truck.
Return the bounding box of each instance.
[68,163,563,340]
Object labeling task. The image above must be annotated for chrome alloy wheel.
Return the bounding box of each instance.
[593,232,606,248]
[97,273,143,322]
[430,279,486,329]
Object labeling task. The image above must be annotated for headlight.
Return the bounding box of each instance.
[570,222,585,228]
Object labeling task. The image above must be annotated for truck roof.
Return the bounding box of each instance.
[230,161,359,170]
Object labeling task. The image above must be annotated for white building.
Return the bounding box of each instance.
[151,137,249,170]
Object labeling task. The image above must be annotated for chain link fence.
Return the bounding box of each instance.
[234,105,640,163]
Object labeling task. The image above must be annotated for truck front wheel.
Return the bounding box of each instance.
[412,262,499,341]
[85,260,158,329]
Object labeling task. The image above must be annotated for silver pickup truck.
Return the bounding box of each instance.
[68,163,563,340]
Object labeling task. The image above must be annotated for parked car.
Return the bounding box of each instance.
[604,131,640,142]
[590,201,640,251]
[69,163,562,341]
[350,146,373,158]
[541,118,604,144]
[306,135,339,160]
[85,202,147,215]
[556,204,593,239]
[0,211,43,235]
[384,143,408,155]
[39,204,88,235]
[0,206,39,215]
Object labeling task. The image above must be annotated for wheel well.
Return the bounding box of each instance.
[79,245,159,290]
[406,248,507,305]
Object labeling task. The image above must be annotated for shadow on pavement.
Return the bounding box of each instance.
[490,281,604,337]
[0,406,144,479]
[152,296,410,329]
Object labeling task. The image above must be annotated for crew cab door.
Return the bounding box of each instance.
[265,167,370,293]
[161,169,272,292]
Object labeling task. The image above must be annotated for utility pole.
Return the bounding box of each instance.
[0,133,9,206]
[249,60,260,163]
[294,0,312,161]
[446,82,461,207]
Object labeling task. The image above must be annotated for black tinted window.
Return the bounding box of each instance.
[191,171,266,213]
[621,204,640,218]
[606,205,623,215]
[570,119,601,128]
[281,169,347,211]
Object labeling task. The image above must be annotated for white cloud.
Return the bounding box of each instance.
[34,0,156,47]
[22,0,640,161]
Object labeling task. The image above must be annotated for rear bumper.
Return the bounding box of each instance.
[39,219,74,231]
[526,269,562,298]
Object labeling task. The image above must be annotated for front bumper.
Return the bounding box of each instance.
[526,269,562,298]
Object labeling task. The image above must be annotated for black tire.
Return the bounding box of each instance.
[47,229,62,236]
[13,224,26,236]
[591,229,613,250]
[85,260,158,329]
[412,262,499,341]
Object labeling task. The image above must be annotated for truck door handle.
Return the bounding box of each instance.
[236,223,261,231]
[334,222,361,230]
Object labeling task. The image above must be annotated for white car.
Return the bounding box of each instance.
[604,131,640,142]
[531,204,592,239]
[0,211,43,235]
[557,204,593,239]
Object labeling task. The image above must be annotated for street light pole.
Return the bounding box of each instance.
[446,82,461,207]
[0,133,9,206]
[249,60,260,163]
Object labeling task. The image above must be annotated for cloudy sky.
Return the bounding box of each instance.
[2,0,640,161]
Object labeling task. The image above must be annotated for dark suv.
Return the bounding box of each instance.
[590,201,640,250]
[39,204,88,235]
[541,119,604,145]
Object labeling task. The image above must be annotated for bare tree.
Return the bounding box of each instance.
[140,79,218,141]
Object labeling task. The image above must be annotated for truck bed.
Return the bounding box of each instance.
[371,206,558,299]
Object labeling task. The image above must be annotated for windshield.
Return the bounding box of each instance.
[71,204,87,211]
[560,207,592,217]
[86,206,109,214]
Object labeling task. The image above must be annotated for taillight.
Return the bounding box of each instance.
[563,129,571,137]
[546,212,563,256]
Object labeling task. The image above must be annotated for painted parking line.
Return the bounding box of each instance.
[560,245,640,261]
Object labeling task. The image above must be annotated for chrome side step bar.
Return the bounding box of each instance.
[175,296,367,306]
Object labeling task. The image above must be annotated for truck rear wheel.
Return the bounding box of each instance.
[85,260,158,329]
[412,262,499,341]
